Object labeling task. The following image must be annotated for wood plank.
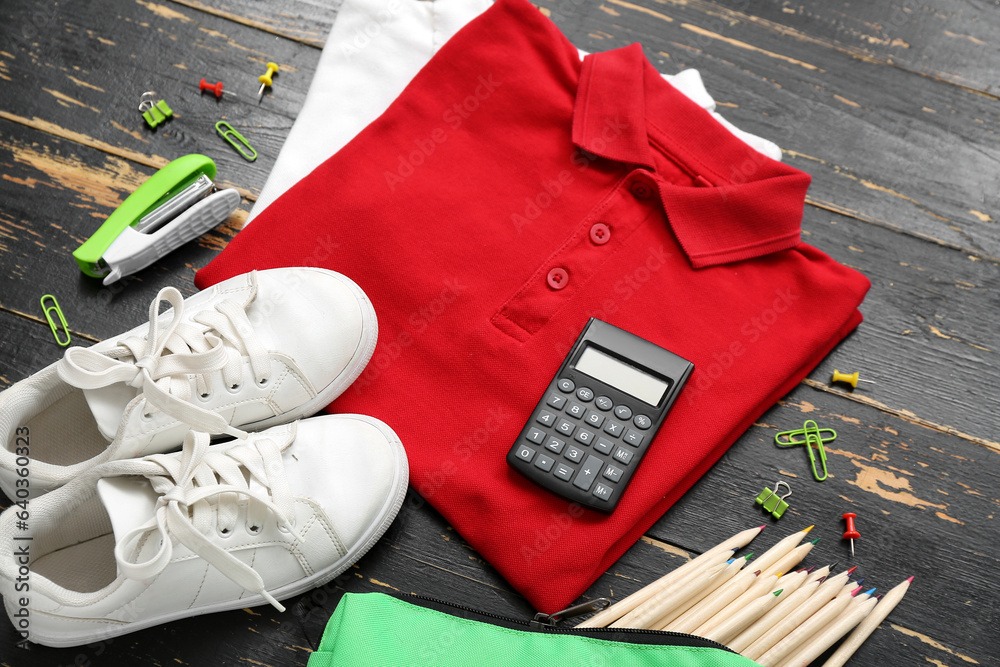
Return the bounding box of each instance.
[0,116,239,340]
[537,0,1000,261]
[693,0,1000,97]
[170,0,341,47]
[0,312,70,391]
[0,0,321,195]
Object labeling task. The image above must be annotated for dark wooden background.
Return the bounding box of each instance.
[1,0,998,665]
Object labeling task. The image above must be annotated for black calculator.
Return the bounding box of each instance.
[506,318,693,512]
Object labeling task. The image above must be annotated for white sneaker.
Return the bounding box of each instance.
[0,415,408,647]
[0,268,377,498]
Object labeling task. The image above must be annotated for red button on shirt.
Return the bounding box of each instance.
[589,223,610,245]
[629,181,653,200]
[196,0,869,612]
[546,267,569,289]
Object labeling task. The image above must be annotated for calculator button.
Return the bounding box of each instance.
[623,429,645,448]
[603,464,623,482]
[565,401,586,418]
[544,436,566,454]
[595,396,613,411]
[536,410,556,427]
[614,405,632,420]
[557,378,575,393]
[553,463,574,481]
[564,445,585,463]
[594,436,615,454]
[603,420,624,437]
[574,428,595,445]
[515,445,535,462]
[592,483,613,502]
[546,393,567,409]
[613,447,633,465]
[584,410,605,428]
[573,455,603,491]
[633,414,652,430]
[555,418,576,437]
[525,427,545,444]
[534,454,555,472]
[576,387,594,402]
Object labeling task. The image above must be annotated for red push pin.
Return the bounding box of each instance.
[842,512,860,557]
[199,78,236,100]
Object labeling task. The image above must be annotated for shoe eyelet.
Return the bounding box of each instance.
[246,524,262,535]
[218,526,234,538]
[277,519,296,534]
[226,383,242,394]
[256,377,270,388]
[198,391,213,402]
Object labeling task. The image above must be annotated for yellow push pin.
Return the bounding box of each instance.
[831,369,876,389]
[256,61,279,101]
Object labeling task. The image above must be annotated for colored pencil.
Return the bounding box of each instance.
[693,571,782,636]
[664,568,760,633]
[820,577,913,667]
[761,538,819,578]
[755,583,861,667]
[576,525,764,628]
[728,569,821,653]
[741,568,855,661]
[611,562,728,629]
[649,555,749,630]
[704,587,785,645]
[777,592,879,667]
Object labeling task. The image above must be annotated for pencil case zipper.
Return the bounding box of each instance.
[393,592,738,654]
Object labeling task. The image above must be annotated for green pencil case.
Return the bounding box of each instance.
[308,592,762,666]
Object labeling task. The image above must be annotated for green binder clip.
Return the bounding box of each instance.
[139,92,173,129]
[755,481,792,519]
[775,420,835,481]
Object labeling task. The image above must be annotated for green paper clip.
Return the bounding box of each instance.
[40,294,71,347]
[775,419,833,481]
[215,121,257,162]
[755,481,792,519]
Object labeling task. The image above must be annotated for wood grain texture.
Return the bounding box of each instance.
[0,0,324,195]
[537,0,1000,260]
[702,0,1000,97]
[0,0,998,665]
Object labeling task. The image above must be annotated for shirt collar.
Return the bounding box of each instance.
[572,44,812,269]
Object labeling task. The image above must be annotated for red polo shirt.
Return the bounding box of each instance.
[196,0,869,612]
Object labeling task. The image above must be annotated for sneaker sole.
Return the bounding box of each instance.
[22,414,409,648]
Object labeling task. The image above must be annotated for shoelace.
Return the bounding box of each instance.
[115,430,302,611]
[57,285,272,439]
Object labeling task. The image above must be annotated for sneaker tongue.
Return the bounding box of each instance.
[84,384,141,440]
[97,476,159,546]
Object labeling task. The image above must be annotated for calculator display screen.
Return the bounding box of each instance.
[575,346,670,406]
